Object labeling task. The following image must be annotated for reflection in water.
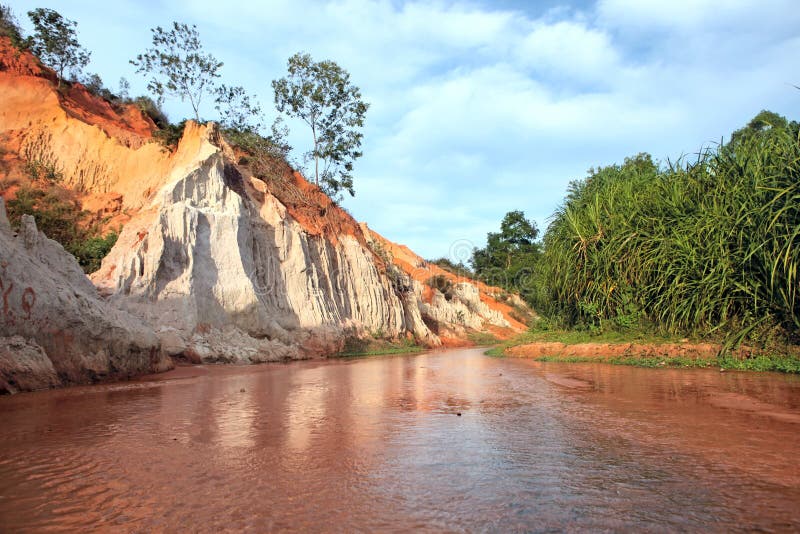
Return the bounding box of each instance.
[285,368,329,453]
[0,349,799,531]
[212,380,258,450]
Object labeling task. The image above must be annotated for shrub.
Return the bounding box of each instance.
[133,95,170,129]
[153,120,187,150]
[5,182,118,273]
[366,239,410,295]
[24,159,63,183]
[77,72,118,101]
[6,185,82,245]
[428,257,474,278]
[538,112,800,345]
[222,121,291,181]
[69,231,118,272]
[0,4,24,47]
[427,274,455,301]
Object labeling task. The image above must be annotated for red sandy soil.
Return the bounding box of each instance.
[364,227,529,337]
[0,37,155,145]
[0,37,157,231]
[280,169,368,247]
[507,341,726,360]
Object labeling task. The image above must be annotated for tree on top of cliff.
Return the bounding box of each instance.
[131,22,222,121]
[26,8,90,88]
[0,4,24,47]
[215,84,263,133]
[272,52,369,200]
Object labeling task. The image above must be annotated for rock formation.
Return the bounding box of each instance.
[90,123,408,362]
[0,199,171,393]
[362,225,532,345]
[0,37,532,391]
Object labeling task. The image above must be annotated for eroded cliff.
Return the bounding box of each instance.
[362,225,531,346]
[0,199,172,393]
[90,123,410,362]
[0,38,531,390]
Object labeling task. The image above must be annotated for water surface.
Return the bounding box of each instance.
[1,348,799,532]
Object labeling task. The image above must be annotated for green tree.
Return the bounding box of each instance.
[215,84,263,133]
[0,4,24,46]
[117,77,130,100]
[473,211,539,270]
[730,110,789,145]
[131,22,222,121]
[272,52,369,199]
[26,8,90,88]
[472,210,541,301]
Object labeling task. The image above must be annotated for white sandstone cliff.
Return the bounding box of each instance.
[0,198,171,393]
[360,224,529,343]
[91,124,426,362]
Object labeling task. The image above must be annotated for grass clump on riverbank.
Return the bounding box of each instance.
[467,331,501,346]
[536,354,800,372]
[335,336,424,359]
[534,353,800,373]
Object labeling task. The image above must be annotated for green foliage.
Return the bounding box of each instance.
[223,121,292,182]
[719,353,800,373]
[5,185,82,245]
[133,95,170,129]
[368,238,392,266]
[337,336,422,358]
[467,330,500,346]
[215,84,263,133]
[428,257,474,278]
[76,72,136,106]
[6,166,118,273]
[0,4,24,47]
[485,326,680,357]
[730,110,790,146]
[70,73,173,135]
[538,112,800,346]
[427,274,455,300]
[69,231,118,273]
[24,159,63,183]
[471,210,542,303]
[131,22,223,121]
[78,72,110,98]
[272,52,369,200]
[153,120,187,150]
[527,353,800,373]
[366,239,410,295]
[118,77,130,100]
[27,8,90,87]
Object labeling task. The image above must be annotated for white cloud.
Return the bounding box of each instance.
[597,0,800,35]
[517,20,620,83]
[5,0,798,257]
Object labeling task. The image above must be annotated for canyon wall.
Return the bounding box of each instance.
[90,124,413,362]
[0,38,530,391]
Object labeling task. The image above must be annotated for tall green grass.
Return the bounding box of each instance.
[535,112,800,346]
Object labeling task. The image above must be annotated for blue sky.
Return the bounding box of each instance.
[6,0,800,259]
